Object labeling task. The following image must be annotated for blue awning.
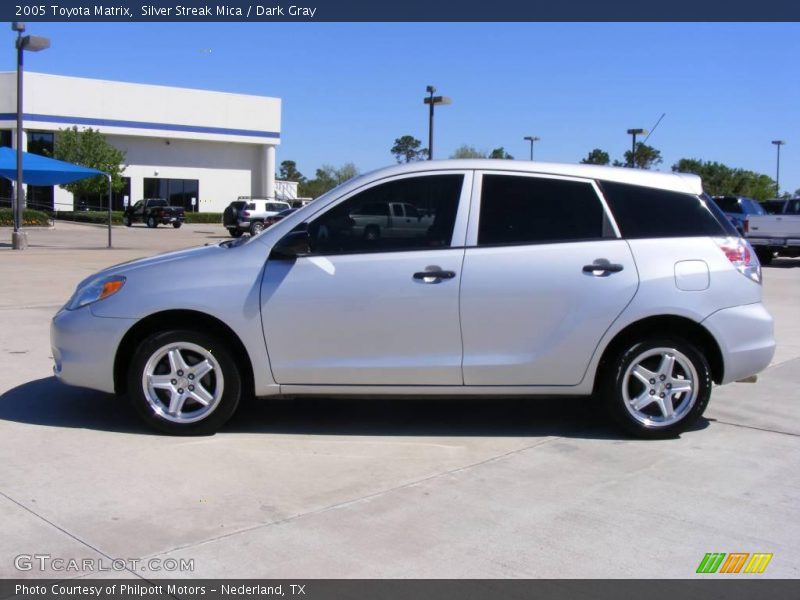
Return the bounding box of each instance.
[0,146,106,185]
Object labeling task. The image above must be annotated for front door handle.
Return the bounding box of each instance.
[413,269,456,283]
[582,260,624,275]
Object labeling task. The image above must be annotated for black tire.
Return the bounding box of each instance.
[127,329,241,435]
[228,228,244,238]
[755,247,773,266]
[172,222,182,229]
[601,337,711,439]
[146,216,157,228]
[364,225,380,241]
[123,216,131,227]
[249,221,265,235]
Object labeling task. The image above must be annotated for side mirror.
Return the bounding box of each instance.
[270,230,311,260]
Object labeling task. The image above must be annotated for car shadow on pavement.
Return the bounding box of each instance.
[0,377,710,440]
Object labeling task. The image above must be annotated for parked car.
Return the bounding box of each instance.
[744,197,800,263]
[123,198,185,228]
[51,161,774,438]
[710,195,768,234]
[223,197,292,236]
[264,207,299,228]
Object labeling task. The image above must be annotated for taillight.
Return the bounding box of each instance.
[715,237,761,284]
[743,218,749,234]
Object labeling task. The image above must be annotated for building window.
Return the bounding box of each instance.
[0,131,10,206]
[27,131,54,156]
[143,178,200,212]
[72,177,131,212]
[26,131,56,211]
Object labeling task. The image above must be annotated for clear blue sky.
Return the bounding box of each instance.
[3,22,799,194]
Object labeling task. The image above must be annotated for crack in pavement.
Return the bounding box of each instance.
[142,435,562,561]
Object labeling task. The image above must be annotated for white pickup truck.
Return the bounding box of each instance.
[745,198,800,264]
[349,201,434,240]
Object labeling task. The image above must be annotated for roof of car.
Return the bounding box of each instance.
[353,160,703,195]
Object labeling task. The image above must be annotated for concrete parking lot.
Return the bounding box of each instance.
[0,221,798,579]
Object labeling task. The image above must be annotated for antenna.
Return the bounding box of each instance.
[642,113,666,145]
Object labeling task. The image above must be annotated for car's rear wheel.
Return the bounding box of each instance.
[249,221,265,235]
[123,215,131,227]
[602,337,711,439]
[146,216,157,228]
[127,330,241,435]
[364,225,380,241]
[228,228,243,238]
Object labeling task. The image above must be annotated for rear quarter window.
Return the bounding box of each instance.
[599,181,734,239]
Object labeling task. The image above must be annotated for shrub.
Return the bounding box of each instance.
[184,212,223,224]
[54,210,125,225]
[0,207,52,227]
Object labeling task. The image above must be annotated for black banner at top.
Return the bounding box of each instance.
[4,0,800,22]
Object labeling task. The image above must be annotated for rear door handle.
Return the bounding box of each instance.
[582,261,624,275]
[413,269,456,283]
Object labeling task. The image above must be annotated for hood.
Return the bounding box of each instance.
[74,244,221,289]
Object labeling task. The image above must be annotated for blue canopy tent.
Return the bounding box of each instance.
[0,146,113,247]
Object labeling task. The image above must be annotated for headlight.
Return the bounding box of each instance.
[66,275,126,311]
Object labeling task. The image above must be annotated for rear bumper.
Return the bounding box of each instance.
[702,302,775,385]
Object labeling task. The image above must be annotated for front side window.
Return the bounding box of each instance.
[306,174,463,255]
[478,175,610,246]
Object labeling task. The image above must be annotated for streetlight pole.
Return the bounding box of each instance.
[523,135,540,161]
[11,22,50,250]
[771,140,785,198]
[626,128,647,168]
[423,85,451,160]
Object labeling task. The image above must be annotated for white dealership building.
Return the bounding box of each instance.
[0,72,293,213]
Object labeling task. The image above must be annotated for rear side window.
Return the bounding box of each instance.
[478,175,611,246]
[600,181,732,239]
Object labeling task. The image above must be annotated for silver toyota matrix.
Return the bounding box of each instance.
[51,161,775,438]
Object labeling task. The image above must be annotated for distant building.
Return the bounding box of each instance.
[0,72,282,213]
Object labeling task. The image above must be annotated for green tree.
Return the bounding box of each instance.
[580,148,610,165]
[624,143,662,170]
[278,160,305,183]
[489,147,514,160]
[391,135,428,163]
[51,126,126,196]
[298,163,360,198]
[671,158,776,201]
[451,145,486,159]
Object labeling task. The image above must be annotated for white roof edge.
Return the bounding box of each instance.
[0,71,280,103]
[355,160,704,195]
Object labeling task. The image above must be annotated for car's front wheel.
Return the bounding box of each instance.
[127,330,241,435]
[602,337,711,439]
[228,228,243,238]
[172,222,182,229]
[146,216,157,228]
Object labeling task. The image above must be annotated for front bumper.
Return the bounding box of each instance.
[51,307,137,394]
[701,302,776,385]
